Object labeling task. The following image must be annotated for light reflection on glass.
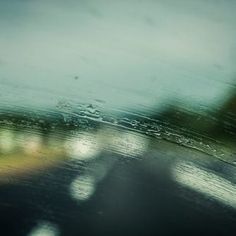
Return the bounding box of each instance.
[0,127,66,184]
[100,128,148,157]
[17,133,42,154]
[70,175,96,202]
[0,124,151,183]
[28,222,59,236]
[172,161,236,209]
[65,133,100,161]
[0,129,15,154]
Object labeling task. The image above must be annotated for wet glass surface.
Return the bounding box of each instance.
[1,0,236,235]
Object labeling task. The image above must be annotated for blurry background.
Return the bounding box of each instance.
[0,0,236,235]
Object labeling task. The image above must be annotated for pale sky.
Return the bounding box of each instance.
[0,0,236,113]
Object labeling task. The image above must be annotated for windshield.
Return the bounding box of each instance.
[1,1,236,235]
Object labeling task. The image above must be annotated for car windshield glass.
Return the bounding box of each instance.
[1,1,236,235]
